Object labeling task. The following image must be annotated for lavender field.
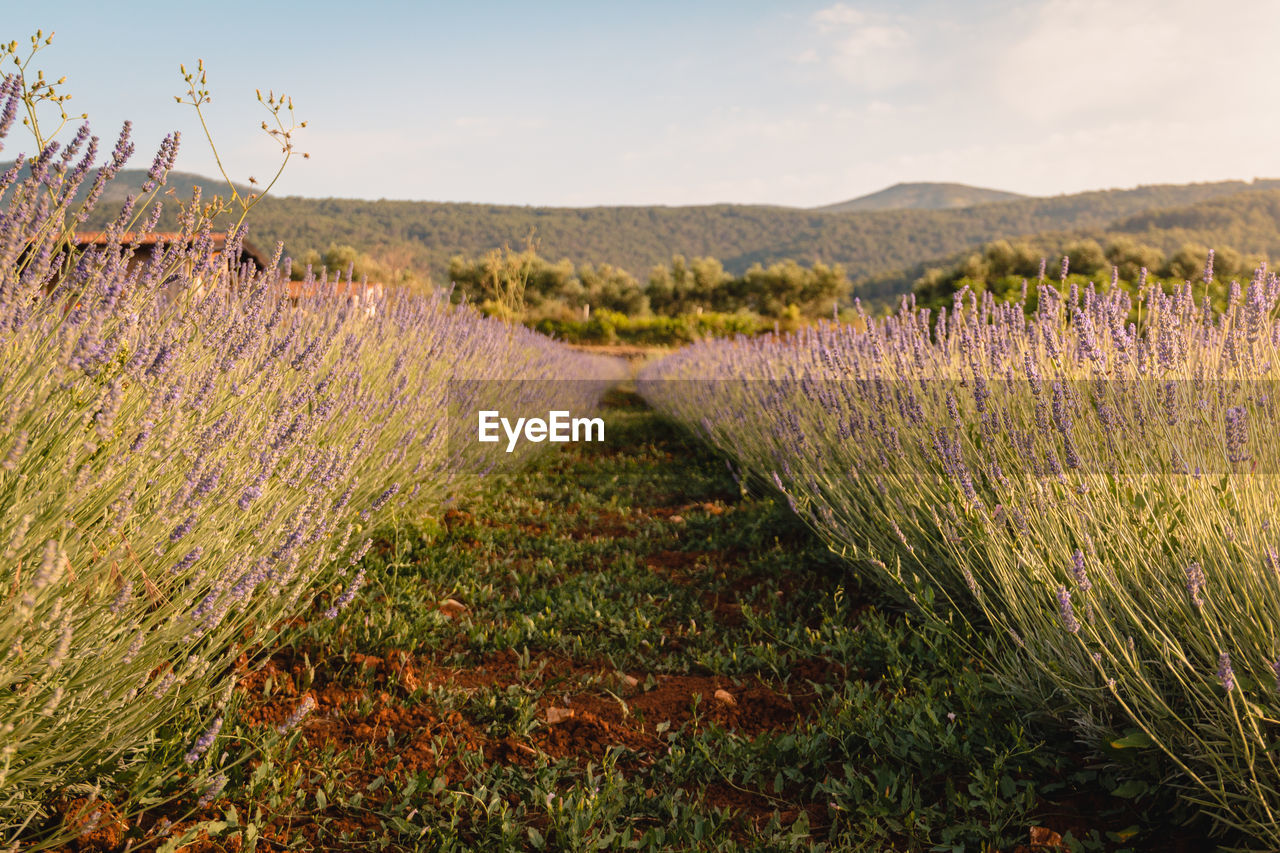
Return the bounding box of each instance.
[9,13,1280,852]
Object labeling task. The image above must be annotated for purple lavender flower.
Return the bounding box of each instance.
[277,694,317,733]
[238,484,262,510]
[196,774,227,809]
[123,631,144,664]
[324,567,365,619]
[1185,562,1206,608]
[129,421,154,453]
[1056,586,1080,633]
[1225,406,1249,464]
[184,716,223,764]
[1070,549,1091,592]
[169,514,196,543]
[110,581,133,615]
[360,482,401,521]
[173,547,204,575]
[1217,651,1235,692]
[47,617,73,670]
[349,537,373,565]
[145,343,175,379]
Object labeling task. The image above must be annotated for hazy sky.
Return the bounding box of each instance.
[4,0,1277,207]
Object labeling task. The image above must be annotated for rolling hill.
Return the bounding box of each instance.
[813,182,1026,213]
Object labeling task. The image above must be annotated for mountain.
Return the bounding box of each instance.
[814,182,1027,213]
[231,179,1280,291]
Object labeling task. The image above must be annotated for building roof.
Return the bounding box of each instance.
[72,231,270,271]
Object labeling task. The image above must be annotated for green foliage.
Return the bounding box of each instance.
[447,243,548,317]
[61,165,1280,306]
[295,242,424,292]
[1105,237,1166,282]
[535,310,764,345]
[447,248,845,331]
[645,255,848,319]
[914,234,1274,311]
[1064,238,1107,277]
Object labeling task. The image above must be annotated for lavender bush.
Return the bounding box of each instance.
[0,70,623,842]
[641,265,1280,846]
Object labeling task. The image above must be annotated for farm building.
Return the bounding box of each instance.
[72,231,271,272]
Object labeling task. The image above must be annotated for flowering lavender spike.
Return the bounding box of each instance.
[173,547,203,575]
[197,774,228,809]
[324,567,366,619]
[1217,652,1235,692]
[1185,562,1206,608]
[2,430,27,471]
[1225,406,1249,463]
[1070,549,1091,592]
[169,514,196,543]
[184,716,223,764]
[349,538,373,565]
[1056,586,1080,633]
[277,694,317,734]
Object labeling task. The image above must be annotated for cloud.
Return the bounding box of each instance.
[804,4,917,90]
[813,3,866,29]
[995,0,1280,124]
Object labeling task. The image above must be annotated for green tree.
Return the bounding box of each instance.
[1164,243,1213,281]
[1064,239,1107,277]
[1105,238,1165,282]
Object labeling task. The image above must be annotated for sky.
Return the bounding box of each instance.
[3,0,1278,207]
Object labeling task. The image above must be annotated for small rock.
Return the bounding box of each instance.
[544,706,575,725]
[621,674,640,689]
[713,688,736,707]
[1029,826,1064,850]
[439,598,468,617]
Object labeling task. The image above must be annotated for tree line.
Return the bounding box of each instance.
[444,246,850,321]
[914,236,1272,309]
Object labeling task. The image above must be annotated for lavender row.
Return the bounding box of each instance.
[0,79,624,841]
[639,267,1280,845]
